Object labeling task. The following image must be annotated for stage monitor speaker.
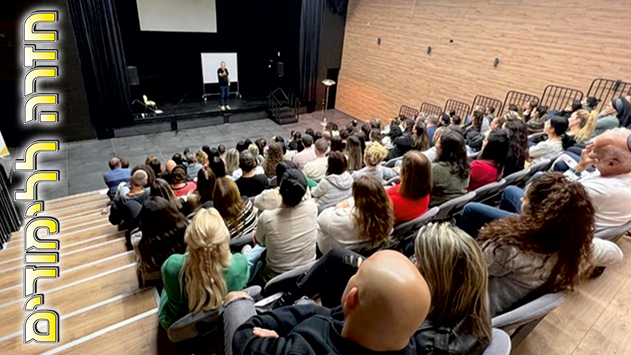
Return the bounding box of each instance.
[127,66,140,86]
[276,62,284,78]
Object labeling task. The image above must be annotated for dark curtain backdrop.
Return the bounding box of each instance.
[67,0,132,138]
[299,0,325,106]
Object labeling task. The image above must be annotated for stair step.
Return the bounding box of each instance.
[0,288,156,355]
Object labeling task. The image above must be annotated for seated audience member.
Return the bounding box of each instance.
[565,128,631,230]
[248,144,264,165]
[196,150,209,168]
[218,144,227,161]
[387,118,415,160]
[564,109,598,150]
[311,152,354,207]
[322,130,332,142]
[120,158,130,169]
[225,148,240,178]
[288,131,303,152]
[160,159,177,184]
[529,116,568,162]
[412,122,430,151]
[504,119,529,176]
[170,165,197,198]
[463,106,487,150]
[462,173,609,316]
[305,128,315,139]
[187,167,217,211]
[303,138,329,182]
[261,142,286,178]
[351,142,397,184]
[292,134,316,170]
[254,161,311,212]
[172,153,184,166]
[582,96,600,112]
[254,169,318,283]
[368,128,383,146]
[147,158,162,180]
[159,208,250,329]
[468,130,509,191]
[523,100,539,120]
[387,151,432,223]
[202,145,212,159]
[593,98,622,137]
[224,250,431,355]
[525,105,548,133]
[317,176,394,255]
[488,115,507,133]
[344,135,363,172]
[109,169,150,227]
[104,157,131,200]
[382,121,402,150]
[213,177,257,239]
[235,151,269,198]
[430,130,470,207]
[330,135,344,152]
[425,115,439,145]
[136,196,187,274]
[422,126,449,162]
[236,140,249,153]
[151,178,184,213]
[254,138,267,157]
[186,153,203,181]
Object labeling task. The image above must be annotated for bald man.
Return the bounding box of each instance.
[103,156,131,200]
[566,127,631,230]
[223,250,431,355]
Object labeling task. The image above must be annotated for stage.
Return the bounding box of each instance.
[115,96,273,137]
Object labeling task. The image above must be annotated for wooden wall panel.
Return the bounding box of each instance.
[336,0,631,121]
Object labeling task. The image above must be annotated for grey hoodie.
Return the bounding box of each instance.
[311,172,354,207]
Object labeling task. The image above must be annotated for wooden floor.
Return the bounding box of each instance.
[0,190,629,354]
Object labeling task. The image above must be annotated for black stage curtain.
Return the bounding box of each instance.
[0,165,21,247]
[67,0,132,138]
[298,0,325,104]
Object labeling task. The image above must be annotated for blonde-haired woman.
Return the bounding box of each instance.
[413,222,491,353]
[564,109,598,150]
[159,208,249,329]
[350,142,398,184]
[224,148,240,178]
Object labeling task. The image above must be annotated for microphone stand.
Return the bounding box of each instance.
[172,94,187,135]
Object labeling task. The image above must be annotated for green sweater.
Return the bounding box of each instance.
[430,162,470,207]
[159,253,250,329]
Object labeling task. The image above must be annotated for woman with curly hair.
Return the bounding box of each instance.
[316,176,394,255]
[466,173,598,315]
[430,130,470,206]
[504,118,529,176]
[351,142,397,184]
[261,142,286,178]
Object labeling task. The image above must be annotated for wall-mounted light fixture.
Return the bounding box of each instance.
[377,37,381,45]
[494,57,500,67]
[427,46,432,54]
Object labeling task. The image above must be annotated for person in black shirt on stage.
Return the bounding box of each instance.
[218,61,231,110]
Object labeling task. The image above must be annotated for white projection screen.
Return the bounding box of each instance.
[201,53,239,84]
[136,0,217,33]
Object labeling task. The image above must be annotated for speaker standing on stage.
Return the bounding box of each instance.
[218,61,231,110]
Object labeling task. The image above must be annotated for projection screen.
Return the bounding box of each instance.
[136,0,217,33]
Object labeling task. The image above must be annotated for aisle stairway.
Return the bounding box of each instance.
[0,191,162,354]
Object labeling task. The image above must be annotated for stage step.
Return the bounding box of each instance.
[270,106,299,125]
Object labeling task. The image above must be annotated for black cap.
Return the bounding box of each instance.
[279,169,308,207]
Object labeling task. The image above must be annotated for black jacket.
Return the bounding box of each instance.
[233,305,488,355]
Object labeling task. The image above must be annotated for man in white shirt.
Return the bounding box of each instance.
[568,128,631,231]
[255,169,318,283]
[292,135,317,170]
[303,139,328,182]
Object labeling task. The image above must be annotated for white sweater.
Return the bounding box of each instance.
[311,172,354,207]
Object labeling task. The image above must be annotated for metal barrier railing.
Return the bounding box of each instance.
[539,85,584,112]
[444,99,471,119]
[419,102,443,117]
[586,78,631,112]
[470,95,503,116]
[502,90,540,114]
[399,105,419,120]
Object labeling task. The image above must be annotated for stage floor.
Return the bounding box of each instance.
[33,110,354,200]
